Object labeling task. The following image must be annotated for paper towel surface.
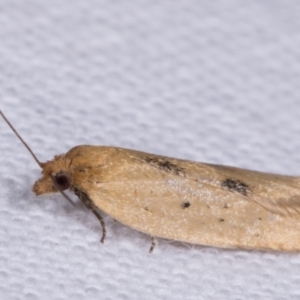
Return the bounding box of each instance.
[1,1,300,299]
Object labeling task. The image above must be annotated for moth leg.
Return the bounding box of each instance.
[74,188,107,243]
[90,206,107,244]
[149,236,157,253]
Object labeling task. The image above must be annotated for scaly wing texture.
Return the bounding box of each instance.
[67,146,300,251]
[90,179,300,251]
[197,163,300,215]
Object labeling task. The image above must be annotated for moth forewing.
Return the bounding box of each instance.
[61,146,300,251]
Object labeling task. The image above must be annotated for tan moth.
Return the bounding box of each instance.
[2,110,300,253]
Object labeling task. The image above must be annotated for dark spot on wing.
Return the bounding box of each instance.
[143,157,185,176]
[221,178,249,196]
[223,204,228,209]
[181,202,191,209]
[219,218,225,222]
[144,207,149,211]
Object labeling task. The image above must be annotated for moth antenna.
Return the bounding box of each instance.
[50,174,76,207]
[0,110,43,168]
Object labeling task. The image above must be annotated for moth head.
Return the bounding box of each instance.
[1,111,75,206]
[32,155,72,196]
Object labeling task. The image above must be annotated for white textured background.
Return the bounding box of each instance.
[1,1,300,299]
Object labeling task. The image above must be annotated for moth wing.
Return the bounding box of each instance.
[68,147,300,250]
[74,174,300,251]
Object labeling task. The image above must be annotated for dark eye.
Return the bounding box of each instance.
[54,173,70,190]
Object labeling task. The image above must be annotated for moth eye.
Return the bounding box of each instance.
[54,173,70,190]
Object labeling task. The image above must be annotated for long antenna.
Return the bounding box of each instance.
[0,110,43,167]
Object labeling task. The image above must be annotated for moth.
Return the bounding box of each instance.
[2,110,300,253]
